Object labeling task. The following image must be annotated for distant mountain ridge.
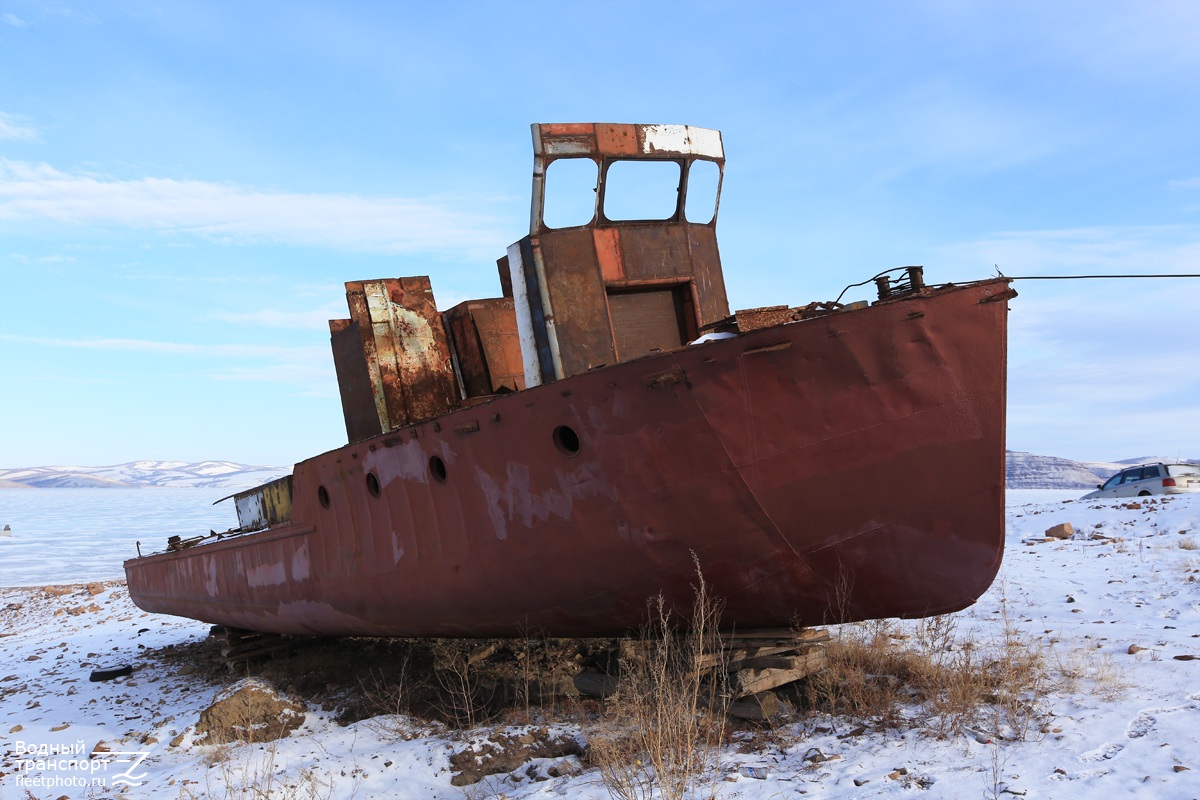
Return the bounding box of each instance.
[1005,451,1198,490]
[0,461,288,490]
[2,454,1195,491]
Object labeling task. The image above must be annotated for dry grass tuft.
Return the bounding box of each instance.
[803,597,1051,741]
[589,560,729,800]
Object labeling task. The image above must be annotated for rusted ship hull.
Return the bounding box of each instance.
[125,278,1009,637]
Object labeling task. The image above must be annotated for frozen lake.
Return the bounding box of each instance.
[0,488,240,587]
[0,487,1089,588]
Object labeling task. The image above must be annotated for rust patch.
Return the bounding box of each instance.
[646,366,687,389]
[593,228,625,281]
[595,123,639,155]
[743,342,792,355]
[980,287,1019,304]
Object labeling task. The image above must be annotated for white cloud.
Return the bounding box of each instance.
[0,332,315,359]
[2,13,27,28]
[930,224,1200,460]
[914,0,1200,82]
[2,252,74,266]
[0,159,510,260]
[0,333,333,393]
[0,113,37,142]
[932,224,1200,278]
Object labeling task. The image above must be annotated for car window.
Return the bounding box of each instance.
[1142,465,1161,479]
[1101,474,1121,490]
[1120,468,1144,484]
[1167,465,1200,477]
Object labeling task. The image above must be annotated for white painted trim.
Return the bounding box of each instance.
[507,241,543,388]
[641,125,724,159]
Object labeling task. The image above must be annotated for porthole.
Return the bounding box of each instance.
[429,455,448,484]
[366,472,381,498]
[553,424,581,456]
[317,485,331,509]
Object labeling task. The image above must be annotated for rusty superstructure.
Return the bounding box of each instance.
[125,123,1013,638]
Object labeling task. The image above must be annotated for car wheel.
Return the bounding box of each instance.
[1138,490,1150,496]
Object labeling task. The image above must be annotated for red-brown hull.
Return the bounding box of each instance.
[125,280,1011,637]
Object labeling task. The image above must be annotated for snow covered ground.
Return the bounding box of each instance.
[1,491,1198,800]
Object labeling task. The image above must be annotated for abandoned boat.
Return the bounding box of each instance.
[124,123,1014,638]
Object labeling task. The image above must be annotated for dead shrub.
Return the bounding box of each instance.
[431,640,496,729]
[589,560,729,800]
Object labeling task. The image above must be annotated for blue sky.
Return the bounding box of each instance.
[1,0,1197,468]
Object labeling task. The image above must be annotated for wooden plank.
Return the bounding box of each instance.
[735,655,806,671]
[727,627,817,640]
[734,649,826,696]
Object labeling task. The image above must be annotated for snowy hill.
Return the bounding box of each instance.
[1005,450,1121,489]
[0,461,289,490]
[1005,450,1199,489]
[3,454,1194,491]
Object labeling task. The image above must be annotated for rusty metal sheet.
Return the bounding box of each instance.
[382,277,460,426]
[595,123,640,156]
[617,225,694,280]
[344,282,392,433]
[496,255,513,298]
[685,225,731,324]
[593,228,625,281]
[469,300,525,393]
[364,279,411,430]
[535,228,616,376]
[735,306,793,332]
[533,123,724,160]
[233,475,293,532]
[329,318,383,443]
[443,299,525,398]
[341,277,460,432]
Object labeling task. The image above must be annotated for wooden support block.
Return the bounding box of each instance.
[733,649,826,696]
[726,627,797,639]
[727,691,781,721]
[468,642,499,666]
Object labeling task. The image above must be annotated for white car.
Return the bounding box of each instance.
[1082,462,1200,499]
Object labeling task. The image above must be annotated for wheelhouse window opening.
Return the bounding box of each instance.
[601,159,682,222]
[684,159,721,224]
[542,157,598,229]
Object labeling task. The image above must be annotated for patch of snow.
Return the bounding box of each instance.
[0,492,1197,798]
